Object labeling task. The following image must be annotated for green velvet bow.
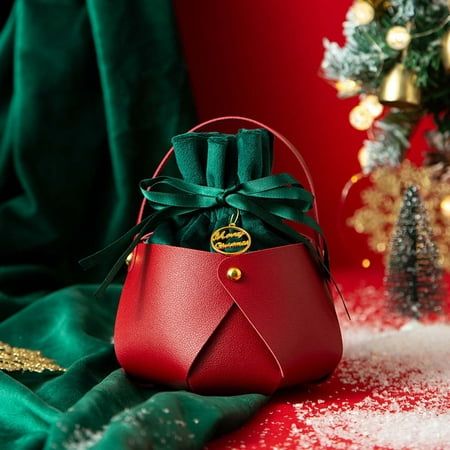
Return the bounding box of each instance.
[80,172,328,297]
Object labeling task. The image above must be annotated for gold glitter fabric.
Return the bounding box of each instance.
[0,341,65,373]
[347,160,450,271]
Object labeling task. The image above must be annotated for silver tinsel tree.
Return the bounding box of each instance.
[385,185,444,318]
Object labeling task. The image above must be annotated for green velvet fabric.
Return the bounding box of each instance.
[0,1,266,449]
[150,129,292,250]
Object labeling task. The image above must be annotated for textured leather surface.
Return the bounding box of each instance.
[114,243,232,387]
[217,243,343,389]
[114,243,343,394]
[188,304,281,395]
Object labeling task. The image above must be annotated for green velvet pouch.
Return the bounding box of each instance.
[81,127,322,296]
[150,128,292,250]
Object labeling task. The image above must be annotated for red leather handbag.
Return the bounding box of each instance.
[111,116,343,395]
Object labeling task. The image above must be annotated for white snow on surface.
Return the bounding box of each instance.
[340,322,450,393]
[296,409,450,450]
[291,322,450,450]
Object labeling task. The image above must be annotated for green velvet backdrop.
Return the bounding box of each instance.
[0,1,265,448]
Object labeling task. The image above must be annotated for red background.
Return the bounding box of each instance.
[173,0,428,268]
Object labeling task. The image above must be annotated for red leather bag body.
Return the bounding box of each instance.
[113,117,343,395]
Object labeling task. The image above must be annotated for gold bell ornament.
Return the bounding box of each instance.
[442,29,450,73]
[378,63,421,108]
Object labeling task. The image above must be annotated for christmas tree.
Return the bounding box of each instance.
[385,185,443,318]
[321,0,450,173]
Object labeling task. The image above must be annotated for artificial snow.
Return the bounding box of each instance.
[296,409,450,450]
[290,321,450,450]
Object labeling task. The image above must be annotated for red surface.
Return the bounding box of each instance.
[173,0,432,267]
[115,242,341,394]
[205,268,450,449]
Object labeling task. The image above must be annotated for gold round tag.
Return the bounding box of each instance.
[210,225,252,255]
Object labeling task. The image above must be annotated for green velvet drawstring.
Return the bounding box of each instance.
[80,173,329,299]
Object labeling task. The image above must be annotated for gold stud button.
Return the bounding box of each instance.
[125,253,133,266]
[227,267,242,281]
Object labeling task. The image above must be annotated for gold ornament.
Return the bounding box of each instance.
[347,160,450,271]
[125,253,133,266]
[442,29,450,73]
[210,211,251,255]
[386,26,411,50]
[378,63,421,108]
[335,79,362,97]
[226,267,242,281]
[440,195,450,218]
[358,146,369,169]
[349,1,375,25]
[349,105,374,130]
[0,341,65,373]
[360,94,384,117]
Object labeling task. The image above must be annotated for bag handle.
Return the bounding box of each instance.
[137,116,324,252]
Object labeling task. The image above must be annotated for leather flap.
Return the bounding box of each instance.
[217,243,342,385]
[115,243,234,386]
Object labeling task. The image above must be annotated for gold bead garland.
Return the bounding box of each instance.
[386,25,411,50]
[349,104,374,130]
[350,1,375,26]
[360,94,384,118]
[335,79,362,98]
